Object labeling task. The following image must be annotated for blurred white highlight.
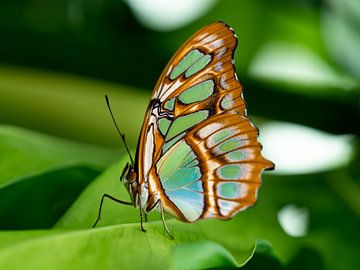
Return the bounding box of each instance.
[126,0,217,31]
[259,122,353,174]
[278,204,309,237]
[248,42,356,89]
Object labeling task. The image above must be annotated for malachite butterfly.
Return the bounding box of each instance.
[94,21,274,238]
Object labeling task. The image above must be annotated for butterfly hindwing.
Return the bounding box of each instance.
[156,139,204,222]
[188,114,269,219]
[155,113,271,222]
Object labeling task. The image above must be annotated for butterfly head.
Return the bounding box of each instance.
[120,162,138,204]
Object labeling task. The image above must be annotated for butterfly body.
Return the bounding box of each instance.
[119,21,274,225]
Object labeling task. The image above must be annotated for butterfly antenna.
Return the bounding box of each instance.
[105,95,134,165]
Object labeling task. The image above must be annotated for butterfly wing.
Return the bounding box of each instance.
[136,21,274,222]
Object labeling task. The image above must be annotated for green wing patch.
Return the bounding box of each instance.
[170,49,212,80]
[179,80,214,104]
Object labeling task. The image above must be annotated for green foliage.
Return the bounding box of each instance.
[0,127,359,269]
[0,126,117,186]
[0,126,119,229]
[0,0,359,269]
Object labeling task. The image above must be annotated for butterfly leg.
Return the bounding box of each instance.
[159,201,174,240]
[93,193,132,228]
[139,209,147,232]
[144,213,148,222]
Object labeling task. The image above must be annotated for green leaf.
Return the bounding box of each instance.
[0,228,277,270]
[0,225,256,270]
[0,166,100,229]
[0,125,118,188]
[0,125,120,229]
[170,240,256,270]
[0,230,60,251]
[55,158,139,229]
[0,225,174,270]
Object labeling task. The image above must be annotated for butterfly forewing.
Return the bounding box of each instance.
[136,22,274,222]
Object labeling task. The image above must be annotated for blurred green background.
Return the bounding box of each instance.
[0,0,359,269]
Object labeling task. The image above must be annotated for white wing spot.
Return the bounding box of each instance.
[208,38,224,49]
[215,62,223,72]
[159,80,182,102]
[202,34,218,44]
[197,122,221,139]
[216,47,227,59]
[220,75,229,90]
[197,33,207,41]
[218,200,239,216]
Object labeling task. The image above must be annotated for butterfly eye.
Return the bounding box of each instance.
[126,168,137,183]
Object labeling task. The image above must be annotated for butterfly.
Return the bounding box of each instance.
[94,21,274,238]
